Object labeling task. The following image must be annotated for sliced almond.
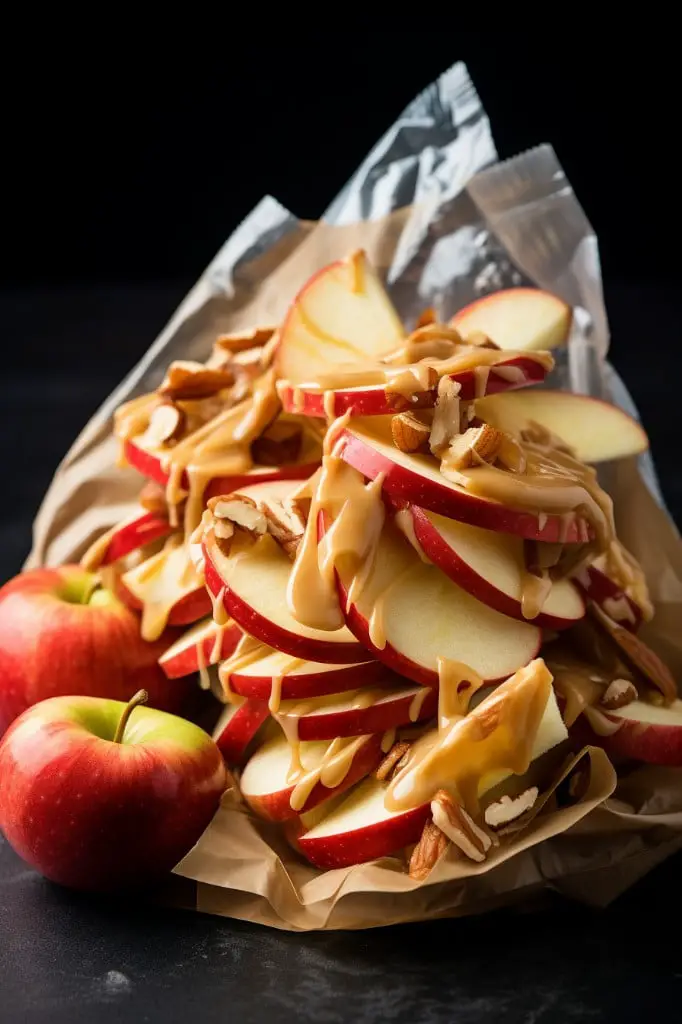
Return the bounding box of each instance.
[214,326,276,355]
[251,420,303,466]
[484,786,538,829]
[466,329,500,350]
[442,423,503,471]
[391,411,431,454]
[374,740,412,782]
[589,602,676,704]
[429,376,462,458]
[408,818,449,881]
[208,495,268,539]
[430,789,493,863]
[139,480,168,515]
[258,497,306,560]
[143,402,186,447]
[600,677,638,710]
[159,360,235,401]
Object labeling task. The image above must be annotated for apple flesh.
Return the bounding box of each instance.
[0,566,190,735]
[450,288,572,352]
[0,694,226,890]
[337,416,591,543]
[584,699,682,766]
[203,532,366,664]
[212,700,270,765]
[227,649,390,701]
[332,518,541,686]
[475,390,649,464]
[98,509,173,567]
[240,733,382,822]
[277,682,437,740]
[159,617,244,679]
[403,506,585,629]
[277,355,547,419]
[274,249,405,385]
[120,543,212,634]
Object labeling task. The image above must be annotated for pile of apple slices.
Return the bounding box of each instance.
[93,248,675,879]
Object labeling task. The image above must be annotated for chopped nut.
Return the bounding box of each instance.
[159,360,235,401]
[391,411,431,453]
[600,678,638,710]
[258,497,306,560]
[484,787,539,829]
[429,376,462,457]
[213,519,235,542]
[139,480,168,515]
[443,424,503,471]
[374,741,412,782]
[408,818,449,881]
[430,790,493,863]
[466,330,500,350]
[143,402,186,447]
[589,602,677,704]
[415,306,437,328]
[209,495,268,539]
[251,420,303,466]
[214,326,276,355]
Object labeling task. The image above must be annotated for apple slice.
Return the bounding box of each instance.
[283,792,348,854]
[476,390,649,464]
[277,683,437,740]
[585,700,682,766]
[337,416,590,543]
[278,355,547,419]
[240,733,382,821]
[120,542,211,640]
[228,649,389,700]
[403,506,585,629]
[573,564,643,632]
[158,617,244,679]
[274,250,405,385]
[213,700,270,766]
[450,288,572,352]
[203,531,366,664]
[334,519,541,686]
[98,509,173,566]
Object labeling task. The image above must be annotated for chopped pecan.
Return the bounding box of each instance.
[143,402,186,447]
[391,411,431,454]
[408,818,449,881]
[484,786,538,829]
[374,741,412,782]
[159,360,235,401]
[430,789,493,863]
[600,678,638,710]
[258,497,306,560]
[429,376,463,457]
[214,326,276,355]
[251,420,303,466]
[208,494,268,541]
[139,480,168,515]
[443,423,503,471]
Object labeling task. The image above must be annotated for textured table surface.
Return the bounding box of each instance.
[1,282,680,1023]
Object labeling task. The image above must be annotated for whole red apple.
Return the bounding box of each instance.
[0,690,227,890]
[0,565,190,735]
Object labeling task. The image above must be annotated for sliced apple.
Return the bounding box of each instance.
[572,564,642,632]
[585,700,682,766]
[274,250,405,385]
[98,509,173,566]
[277,682,437,741]
[228,649,389,700]
[278,355,547,419]
[333,519,541,686]
[450,288,572,352]
[240,733,383,821]
[337,416,590,543]
[158,616,244,679]
[403,507,585,629]
[119,542,211,639]
[213,700,270,766]
[476,390,649,464]
[203,531,366,664]
[283,792,348,854]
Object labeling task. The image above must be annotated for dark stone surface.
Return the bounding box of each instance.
[1,283,681,1023]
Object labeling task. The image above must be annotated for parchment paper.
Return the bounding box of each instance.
[23,63,682,929]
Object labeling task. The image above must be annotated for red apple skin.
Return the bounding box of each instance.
[159,620,244,679]
[406,504,584,631]
[291,687,437,741]
[229,660,390,700]
[575,566,642,632]
[298,803,430,869]
[0,695,227,890]
[115,574,212,627]
[578,716,682,766]
[243,735,383,822]
[213,700,270,766]
[337,428,590,544]
[203,540,366,665]
[123,438,320,501]
[0,567,190,736]
[101,511,173,567]
[278,356,547,418]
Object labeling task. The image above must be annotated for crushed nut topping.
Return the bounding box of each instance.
[600,678,638,710]
[484,786,539,829]
[443,423,503,471]
[408,817,449,881]
[391,411,431,454]
[209,495,268,541]
[143,402,186,447]
[258,496,306,560]
[374,741,412,782]
[430,789,494,863]
[429,376,462,457]
[159,360,235,401]
[589,602,676,703]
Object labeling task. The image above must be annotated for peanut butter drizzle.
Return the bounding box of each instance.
[209,622,226,663]
[80,525,119,572]
[385,659,552,814]
[520,571,553,620]
[210,585,229,626]
[546,658,606,728]
[196,633,211,691]
[287,413,386,632]
[121,534,201,642]
[289,735,371,812]
[408,686,431,723]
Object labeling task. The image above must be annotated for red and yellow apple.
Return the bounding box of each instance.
[450,288,572,352]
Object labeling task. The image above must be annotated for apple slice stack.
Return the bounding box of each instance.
[94,248,675,880]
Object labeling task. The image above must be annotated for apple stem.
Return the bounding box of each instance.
[113,689,149,744]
